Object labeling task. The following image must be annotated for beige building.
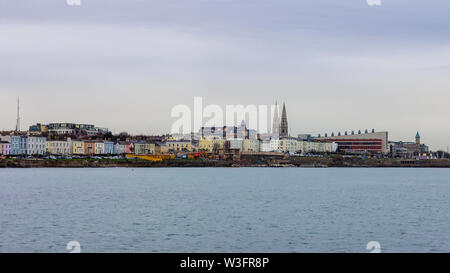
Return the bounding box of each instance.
[134,142,156,155]
[242,139,260,152]
[296,141,338,154]
[155,143,169,154]
[166,140,192,153]
[72,140,85,155]
[94,141,104,154]
[47,138,72,155]
[279,138,298,153]
[198,139,225,152]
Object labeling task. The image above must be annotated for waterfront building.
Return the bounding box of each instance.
[47,138,72,155]
[94,141,105,155]
[317,130,388,154]
[123,142,134,154]
[11,135,25,155]
[324,142,339,153]
[72,140,85,155]
[114,142,123,154]
[198,139,212,151]
[103,141,115,154]
[166,140,192,153]
[10,135,46,155]
[154,143,169,154]
[0,136,12,155]
[25,136,47,155]
[295,140,338,154]
[227,139,243,152]
[84,141,96,155]
[279,137,298,154]
[260,139,270,152]
[242,139,260,152]
[134,142,155,155]
[298,141,315,154]
[260,138,280,152]
[0,142,11,155]
[198,139,225,152]
[389,132,429,158]
[114,142,134,154]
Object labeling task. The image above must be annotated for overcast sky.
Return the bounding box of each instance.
[1,0,450,150]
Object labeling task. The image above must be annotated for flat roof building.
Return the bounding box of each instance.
[316,130,389,155]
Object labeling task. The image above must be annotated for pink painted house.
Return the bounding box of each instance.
[122,142,134,154]
[114,141,134,154]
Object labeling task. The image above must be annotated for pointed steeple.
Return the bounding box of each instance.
[15,97,20,132]
[272,101,280,136]
[280,102,288,138]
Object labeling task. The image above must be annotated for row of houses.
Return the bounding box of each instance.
[1,134,338,156]
[0,136,156,156]
[166,137,338,154]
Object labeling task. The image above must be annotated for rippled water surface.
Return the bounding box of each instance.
[1,168,449,252]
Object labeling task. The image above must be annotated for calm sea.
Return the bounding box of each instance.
[0,168,449,253]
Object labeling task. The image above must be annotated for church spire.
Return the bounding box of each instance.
[280,102,288,137]
[272,101,280,136]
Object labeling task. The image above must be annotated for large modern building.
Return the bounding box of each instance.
[29,123,109,136]
[197,121,257,140]
[317,130,389,155]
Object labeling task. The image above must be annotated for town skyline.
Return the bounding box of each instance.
[0,96,446,151]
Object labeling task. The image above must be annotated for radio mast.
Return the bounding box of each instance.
[15,97,20,132]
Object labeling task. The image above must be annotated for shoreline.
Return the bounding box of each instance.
[2,157,450,168]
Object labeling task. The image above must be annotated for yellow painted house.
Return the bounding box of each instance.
[166,140,192,153]
[72,140,85,155]
[198,139,225,152]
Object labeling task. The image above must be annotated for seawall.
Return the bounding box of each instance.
[1,157,450,168]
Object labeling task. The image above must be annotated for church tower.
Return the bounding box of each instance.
[280,102,288,138]
[415,132,420,145]
[272,101,280,136]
